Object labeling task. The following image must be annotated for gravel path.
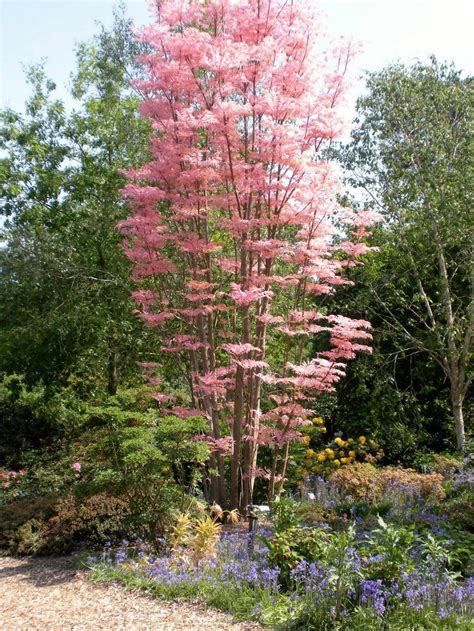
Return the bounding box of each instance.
[0,557,260,630]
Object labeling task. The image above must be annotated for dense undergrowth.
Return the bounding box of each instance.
[80,457,474,629]
[86,491,474,630]
[1,377,473,629]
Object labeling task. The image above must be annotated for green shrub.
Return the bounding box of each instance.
[261,526,327,588]
[46,493,130,551]
[0,374,86,465]
[445,527,474,575]
[270,496,300,531]
[413,452,462,477]
[294,499,341,528]
[362,517,418,581]
[0,385,213,553]
[80,396,211,541]
[444,496,474,533]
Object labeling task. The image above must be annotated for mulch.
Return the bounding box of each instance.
[0,556,261,630]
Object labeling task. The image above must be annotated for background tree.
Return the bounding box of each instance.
[334,58,473,453]
[0,5,151,393]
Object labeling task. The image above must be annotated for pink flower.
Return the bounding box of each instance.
[71,462,82,472]
[2,481,9,489]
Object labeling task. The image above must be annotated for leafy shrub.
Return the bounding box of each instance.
[270,496,300,531]
[325,463,381,501]
[261,526,325,588]
[294,499,341,528]
[7,446,87,500]
[0,374,86,465]
[441,469,474,533]
[261,498,333,588]
[445,527,474,575]
[0,386,213,553]
[0,492,128,555]
[0,468,27,504]
[329,463,445,503]
[0,495,58,553]
[44,493,130,551]
[80,398,211,541]
[413,452,462,477]
[443,496,474,533]
[363,517,418,581]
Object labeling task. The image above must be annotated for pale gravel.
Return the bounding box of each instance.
[0,557,261,631]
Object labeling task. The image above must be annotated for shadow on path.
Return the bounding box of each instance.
[0,556,81,588]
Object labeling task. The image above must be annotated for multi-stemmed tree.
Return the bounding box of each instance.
[120,0,380,509]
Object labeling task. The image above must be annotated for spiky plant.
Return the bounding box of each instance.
[191,516,222,564]
[170,513,192,556]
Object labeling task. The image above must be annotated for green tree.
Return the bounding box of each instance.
[337,58,473,452]
[0,5,151,393]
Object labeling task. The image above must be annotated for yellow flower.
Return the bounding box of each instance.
[302,435,310,445]
[335,437,347,447]
[301,469,309,477]
[334,459,341,466]
[312,465,321,473]
[320,427,327,433]
[313,417,324,425]
[339,450,345,457]
[359,436,367,445]
[317,453,326,462]
[348,438,354,444]
[306,449,315,458]
[341,457,351,465]
[349,450,356,458]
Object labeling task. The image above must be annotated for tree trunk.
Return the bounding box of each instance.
[451,386,465,453]
[241,285,271,509]
[231,246,250,509]
[430,213,467,453]
[231,363,245,509]
[267,447,279,504]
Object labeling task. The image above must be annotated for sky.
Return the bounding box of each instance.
[1,0,473,113]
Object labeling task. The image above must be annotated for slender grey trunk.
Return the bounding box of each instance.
[451,387,465,453]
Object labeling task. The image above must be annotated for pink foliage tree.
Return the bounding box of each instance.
[119,0,381,509]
